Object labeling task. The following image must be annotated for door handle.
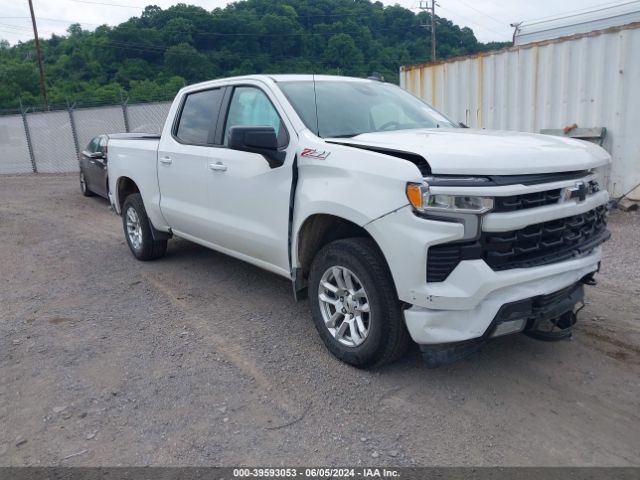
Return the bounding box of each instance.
[208,162,227,172]
[159,156,172,165]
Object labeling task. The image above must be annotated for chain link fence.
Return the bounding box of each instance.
[0,114,33,174]
[0,101,171,175]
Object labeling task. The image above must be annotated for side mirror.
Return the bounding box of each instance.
[228,126,286,169]
[89,151,105,160]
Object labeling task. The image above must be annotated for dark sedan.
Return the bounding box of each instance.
[79,134,109,198]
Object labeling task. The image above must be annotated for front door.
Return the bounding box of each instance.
[205,85,294,273]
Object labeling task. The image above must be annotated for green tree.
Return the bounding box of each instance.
[324,33,365,76]
[163,17,195,46]
[164,43,212,83]
[0,0,510,110]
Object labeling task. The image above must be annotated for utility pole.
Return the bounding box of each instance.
[431,0,437,63]
[419,1,437,63]
[27,0,48,110]
[510,22,523,46]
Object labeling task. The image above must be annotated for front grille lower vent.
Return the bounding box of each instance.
[427,205,609,282]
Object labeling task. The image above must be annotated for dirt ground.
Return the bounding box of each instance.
[1,174,639,467]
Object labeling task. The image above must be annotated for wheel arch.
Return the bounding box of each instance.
[115,176,140,213]
[294,213,396,299]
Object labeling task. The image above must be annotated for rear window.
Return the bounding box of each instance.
[86,137,100,153]
[175,88,224,145]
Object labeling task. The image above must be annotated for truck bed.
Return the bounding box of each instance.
[107,135,163,228]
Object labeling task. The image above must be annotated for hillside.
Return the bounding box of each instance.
[0,0,509,110]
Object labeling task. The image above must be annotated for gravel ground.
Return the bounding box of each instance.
[1,174,639,467]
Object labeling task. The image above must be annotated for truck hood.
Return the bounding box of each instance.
[326,128,610,175]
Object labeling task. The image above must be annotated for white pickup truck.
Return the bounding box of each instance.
[107,74,611,367]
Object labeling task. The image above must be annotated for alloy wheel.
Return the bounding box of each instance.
[318,266,371,347]
[125,207,143,251]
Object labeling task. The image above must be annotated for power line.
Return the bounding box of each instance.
[523,0,635,24]
[437,4,508,36]
[472,0,522,19]
[0,16,105,26]
[451,0,509,28]
[0,18,430,38]
[65,0,387,20]
[69,0,144,9]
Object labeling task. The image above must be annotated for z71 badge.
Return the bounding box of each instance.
[300,148,331,160]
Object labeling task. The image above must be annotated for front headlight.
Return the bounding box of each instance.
[406,182,494,214]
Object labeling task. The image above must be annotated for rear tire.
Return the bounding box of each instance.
[309,238,410,368]
[80,170,93,197]
[122,193,168,261]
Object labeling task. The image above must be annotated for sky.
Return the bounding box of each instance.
[0,0,631,45]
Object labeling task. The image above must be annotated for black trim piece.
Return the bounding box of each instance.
[426,243,483,282]
[488,170,591,186]
[288,155,307,300]
[427,205,610,282]
[326,141,431,175]
[148,219,172,241]
[426,170,590,187]
[107,133,161,140]
[423,176,491,186]
[488,282,584,338]
[287,155,298,273]
[214,86,232,146]
[493,188,562,212]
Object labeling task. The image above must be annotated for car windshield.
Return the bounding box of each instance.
[278,79,457,138]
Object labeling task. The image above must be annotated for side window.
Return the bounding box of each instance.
[224,87,287,147]
[175,88,224,145]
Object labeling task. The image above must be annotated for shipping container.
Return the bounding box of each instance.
[400,22,640,200]
[514,0,640,46]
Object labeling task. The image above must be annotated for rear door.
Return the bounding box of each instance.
[157,87,226,240]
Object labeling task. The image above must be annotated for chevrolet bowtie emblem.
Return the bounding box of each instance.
[565,181,587,202]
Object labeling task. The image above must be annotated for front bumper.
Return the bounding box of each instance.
[365,204,605,345]
[403,248,600,344]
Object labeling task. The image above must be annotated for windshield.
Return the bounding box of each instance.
[278,79,457,138]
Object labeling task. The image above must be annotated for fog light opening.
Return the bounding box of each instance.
[491,318,527,338]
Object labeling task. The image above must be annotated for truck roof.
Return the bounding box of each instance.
[184,74,377,91]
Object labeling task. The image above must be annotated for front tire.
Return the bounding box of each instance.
[309,238,410,368]
[122,193,168,261]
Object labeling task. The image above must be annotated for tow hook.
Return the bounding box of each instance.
[581,272,597,286]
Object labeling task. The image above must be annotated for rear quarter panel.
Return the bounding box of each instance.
[108,139,168,231]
